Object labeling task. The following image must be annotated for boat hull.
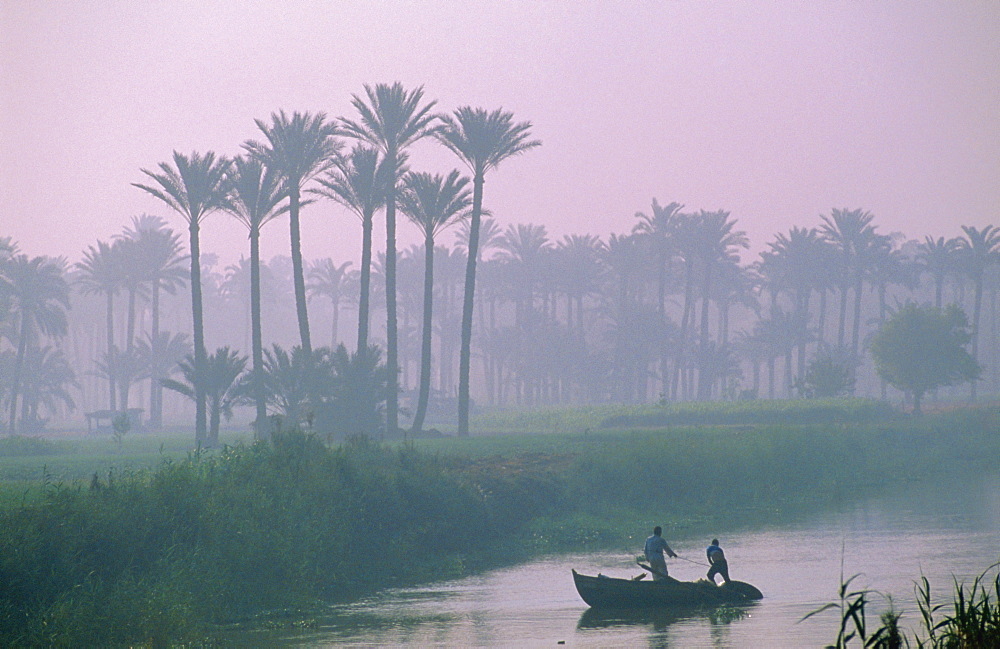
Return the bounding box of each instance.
[572,570,762,609]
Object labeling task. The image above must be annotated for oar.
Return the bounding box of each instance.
[635,558,671,580]
[676,555,710,568]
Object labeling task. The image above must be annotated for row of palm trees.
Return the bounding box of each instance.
[131,83,538,442]
[3,203,997,435]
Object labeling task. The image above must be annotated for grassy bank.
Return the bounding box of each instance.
[0,404,997,645]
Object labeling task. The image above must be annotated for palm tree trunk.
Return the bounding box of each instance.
[385,162,399,434]
[411,238,435,433]
[837,283,848,349]
[357,211,373,352]
[209,396,221,447]
[7,311,30,435]
[250,227,267,438]
[189,223,208,446]
[697,261,713,400]
[150,278,162,429]
[672,258,695,401]
[851,276,863,355]
[288,188,312,355]
[106,293,117,412]
[458,172,485,436]
[971,278,983,401]
[121,287,137,410]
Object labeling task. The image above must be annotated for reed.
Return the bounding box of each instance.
[806,563,1000,647]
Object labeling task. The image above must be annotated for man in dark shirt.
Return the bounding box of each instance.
[706,538,731,584]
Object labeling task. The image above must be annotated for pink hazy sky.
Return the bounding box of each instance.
[2,1,998,269]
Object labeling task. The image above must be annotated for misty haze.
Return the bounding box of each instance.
[1,2,998,647]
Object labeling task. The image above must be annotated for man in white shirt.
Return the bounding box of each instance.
[644,525,678,581]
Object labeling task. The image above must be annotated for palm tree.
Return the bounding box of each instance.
[118,215,187,429]
[918,235,962,309]
[633,199,683,316]
[311,145,390,352]
[758,227,827,378]
[694,210,748,399]
[161,346,248,447]
[223,155,287,435]
[671,212,701,400]
[957,224,1000,399]
[6,345,78,434]
[339,82,440,433]
[307,259,354,349]
[134,150,231,446]
[244,110,341,355]
[259,344,336,429]
[5,255,70,435]
[436,107,540,435]
[76,240,124,412]
[820,208,876,353]
[398,170,472,433]
[135,331,191,421]
[107,236,150,411]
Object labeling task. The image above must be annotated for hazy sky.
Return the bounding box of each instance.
[2,1,998,269]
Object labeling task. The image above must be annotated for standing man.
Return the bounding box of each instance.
[644,526,678,580]
[706,538,731,584]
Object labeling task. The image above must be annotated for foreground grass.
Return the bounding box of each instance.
[808,565,1000,648]
[0,404,997,646]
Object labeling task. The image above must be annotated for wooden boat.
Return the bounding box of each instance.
[572,569,763,609]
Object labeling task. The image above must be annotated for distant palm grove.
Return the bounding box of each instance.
[1,82,998,441]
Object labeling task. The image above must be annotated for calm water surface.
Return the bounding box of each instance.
[263,473,1000,647]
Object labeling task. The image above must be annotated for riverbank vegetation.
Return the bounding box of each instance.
[0,405,998,645]
[809,564,1000,648]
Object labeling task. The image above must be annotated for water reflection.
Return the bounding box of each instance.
[271,471,998,648]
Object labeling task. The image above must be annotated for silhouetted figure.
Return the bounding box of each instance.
[644,526,678,581]
[706,538,731,584]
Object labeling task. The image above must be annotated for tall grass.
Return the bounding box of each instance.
[0,432,506,646]
[805,563,1000,647]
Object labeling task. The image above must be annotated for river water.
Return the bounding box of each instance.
[259,472,1000,647]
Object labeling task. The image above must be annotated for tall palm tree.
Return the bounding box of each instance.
[758,226,827,378]
[918,235,962,309]
[244,110,341,355]
[340,82,440,433]
[307,258,354,349]
[5,255,70,435]
[134,150,231,446]
[118,215,187,429]
[398,170,472,433]
[76,240,124,412]
[633,199,683,317]
[108,236,150,411]
[436,107,540,435]
[693,210,748,399]
[957,224,1000,399]
[223,155,287,434]
[820,208,876,353]
[497,223,551,329]
[311,145,390,352]
[671,212,702,400]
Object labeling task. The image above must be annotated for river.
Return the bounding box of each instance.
[249,471,1000,647]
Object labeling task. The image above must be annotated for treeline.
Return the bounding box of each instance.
[2,84,999,438]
